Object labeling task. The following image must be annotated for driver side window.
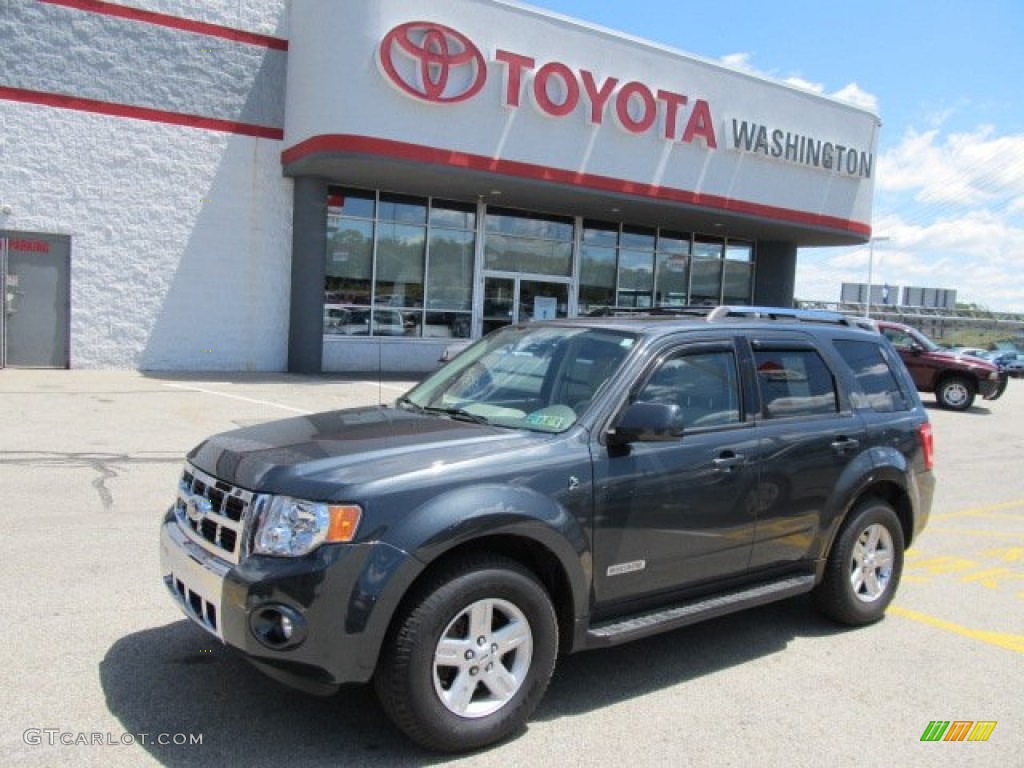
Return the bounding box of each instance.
[637,350,741,429]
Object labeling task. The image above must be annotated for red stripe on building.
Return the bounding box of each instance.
[38,0,289,50]
[282,134,872,237]
[0,86,284,140]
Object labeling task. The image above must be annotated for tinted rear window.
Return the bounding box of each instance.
[754,348,838,418]
[833,339,911,413]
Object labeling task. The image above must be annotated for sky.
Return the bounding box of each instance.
[526,0,1024,311]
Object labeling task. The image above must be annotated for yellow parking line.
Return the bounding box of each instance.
[889,606,1024,654]
[931,499,1024,521]
[923,528,1024,540]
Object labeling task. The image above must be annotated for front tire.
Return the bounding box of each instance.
[814,498,904,625]
[375,555,558,752]
[935,375,975,410]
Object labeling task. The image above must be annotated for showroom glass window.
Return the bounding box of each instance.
[580,222,660,312]
[655,230,690,306]
[324,188,475,339]
[579,225,751,311]
[579,221,617,313]
[325,188,375,313]
[690,236,724,305]
[484,209,574,276]
[425,201,476,338]
[722,241,754,305]
[617,226,656,307]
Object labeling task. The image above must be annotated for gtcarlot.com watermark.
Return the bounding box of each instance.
[23,729,203,747]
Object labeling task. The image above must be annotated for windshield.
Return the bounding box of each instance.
[883,324,941,352]
[908,327,941,352]
[400,325,638,433]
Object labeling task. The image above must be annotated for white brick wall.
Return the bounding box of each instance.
[117,0,290,36]
[0,0,294,370]
[1,97,292,370]
[3,2,288,128]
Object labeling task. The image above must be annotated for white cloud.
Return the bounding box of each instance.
[797,209,1024,311]
[717,53,878,110]
[718,54,1024,311]
[830,82,878,112]
[798,122,1024,312]
[878,126,1024,208]
[782,76,824,95]
[719,52,755,73]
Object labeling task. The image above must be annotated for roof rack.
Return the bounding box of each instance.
[704,305,868,328]
[585,306,713,318]
[586,305,874,329]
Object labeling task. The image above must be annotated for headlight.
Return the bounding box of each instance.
[254,497,362,557]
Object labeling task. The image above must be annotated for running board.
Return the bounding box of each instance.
[586,574,816,648]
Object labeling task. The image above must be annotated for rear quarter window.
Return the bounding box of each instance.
[753,348,838,418]
[833,339,911,413]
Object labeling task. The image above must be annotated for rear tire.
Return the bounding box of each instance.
[814,498,904,625]
[374,554,558,753]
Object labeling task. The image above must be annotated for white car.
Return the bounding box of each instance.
[324,306,412,336]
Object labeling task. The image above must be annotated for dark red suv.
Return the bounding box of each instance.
[877,320,1008,410]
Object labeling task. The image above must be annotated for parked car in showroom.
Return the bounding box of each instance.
[877,320,1007,410]
[324,306,413,336]
[438,338,473,365]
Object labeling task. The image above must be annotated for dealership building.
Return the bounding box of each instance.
[1,0,879,371]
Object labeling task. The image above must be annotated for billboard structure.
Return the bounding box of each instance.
[841,283,956,309]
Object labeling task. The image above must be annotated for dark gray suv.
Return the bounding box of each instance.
[160,306,935,752]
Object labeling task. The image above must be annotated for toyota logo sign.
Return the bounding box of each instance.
[378,21,487,104]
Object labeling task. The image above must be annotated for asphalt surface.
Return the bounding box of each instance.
[2,369,1021,767]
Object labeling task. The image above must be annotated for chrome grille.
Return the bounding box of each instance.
[174,464,253,564]
[166,574,219,637]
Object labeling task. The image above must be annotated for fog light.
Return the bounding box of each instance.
[250,604,307,650]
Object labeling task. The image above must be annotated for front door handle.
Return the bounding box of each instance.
[831,436,860,454]
[712,451,745,472]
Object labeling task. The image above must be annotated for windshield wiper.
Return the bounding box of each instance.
[423,406,491,425]
[400,398,488,425]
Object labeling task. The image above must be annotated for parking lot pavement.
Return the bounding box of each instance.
[2,369,1021,767]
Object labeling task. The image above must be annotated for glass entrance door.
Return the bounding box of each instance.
[482,275,570,335]
[520,279,568,322]
[482,276,515,335]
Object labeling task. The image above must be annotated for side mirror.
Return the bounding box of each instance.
[607,401,684,446]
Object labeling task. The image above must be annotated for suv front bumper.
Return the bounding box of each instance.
[160,513,417,694]
[980,372,1009,400]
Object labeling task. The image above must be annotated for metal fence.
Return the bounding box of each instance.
[795,300,1024,343]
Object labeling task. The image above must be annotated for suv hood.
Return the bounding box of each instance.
[186,406,541,496]
[938,350,998,370]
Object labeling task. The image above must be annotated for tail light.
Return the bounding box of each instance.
[918,422,934,470]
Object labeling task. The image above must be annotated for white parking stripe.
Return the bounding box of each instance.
[158,382,313,414]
